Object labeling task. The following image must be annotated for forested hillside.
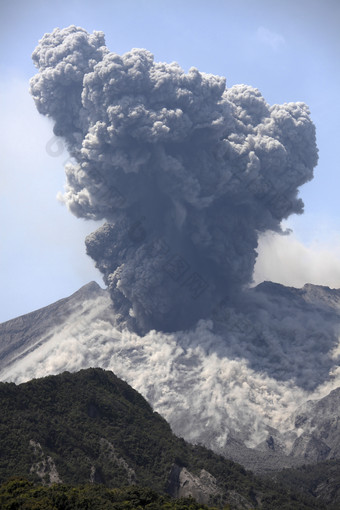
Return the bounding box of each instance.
[0,368,331,509]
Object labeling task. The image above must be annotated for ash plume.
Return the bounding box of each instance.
[30,25,318,333]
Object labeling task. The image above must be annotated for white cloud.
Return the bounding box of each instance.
[254,230,340,288]
[257,26,285,50]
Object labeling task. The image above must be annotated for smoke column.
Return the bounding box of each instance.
[30,26,318,333]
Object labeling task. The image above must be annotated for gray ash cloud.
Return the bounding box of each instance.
[30,25,318,333]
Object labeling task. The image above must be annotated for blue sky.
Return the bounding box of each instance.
[1,0,340,322]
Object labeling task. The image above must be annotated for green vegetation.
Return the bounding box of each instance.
[271,459,340,509]
[0,479,217,509]
[0,368,330,508]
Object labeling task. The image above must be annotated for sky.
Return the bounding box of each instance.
[1,0,340,323]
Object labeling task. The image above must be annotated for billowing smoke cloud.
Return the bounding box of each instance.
[30,25,318,333]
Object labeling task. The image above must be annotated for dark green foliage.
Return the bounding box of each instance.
[0,368,329,508]
[0,369,183,491]
[271,459,340,509]
[0,479,217,509]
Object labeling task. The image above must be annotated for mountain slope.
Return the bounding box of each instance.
[272,459,340,508]
[0,368,323,509]
[0,281,339,472]
[0,282,110,369]
[0,479,218,510]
